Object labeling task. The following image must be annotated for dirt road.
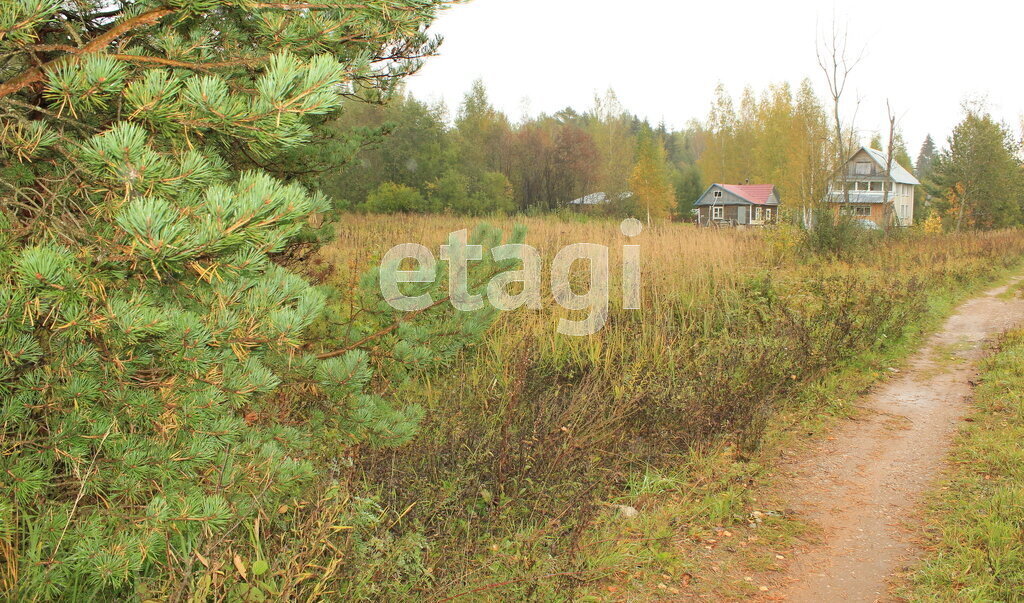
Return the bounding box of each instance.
[776,278,1024,602]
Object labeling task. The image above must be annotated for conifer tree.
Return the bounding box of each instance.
[916,134,938,179]
[0,0,517,598]
[914,133,939,215]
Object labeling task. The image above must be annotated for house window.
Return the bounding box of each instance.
[855,161,872,175]
[765,208,772,221]
[869,181,883,192]
[713,190,723,198]
[712,206,724,220]
[754,207,764,221]
[840,205,871,217]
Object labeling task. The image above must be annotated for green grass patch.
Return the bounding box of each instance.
[903,328,1024,600]
[996,277,1024,300]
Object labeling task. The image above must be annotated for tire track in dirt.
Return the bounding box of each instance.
[775,278,1024,602]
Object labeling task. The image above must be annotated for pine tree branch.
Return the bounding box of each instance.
[48,424,114,565]
[248,2,404,8]
[316,261,510,361]
[0,8,174,99]
[60,7,126,23]
[108,53,268,70]
[1,97,97,133]
[18,45,265,73]
[0,0,435,98]
[316,292,453,360]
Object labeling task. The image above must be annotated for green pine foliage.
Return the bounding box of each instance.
[0,0,519,598]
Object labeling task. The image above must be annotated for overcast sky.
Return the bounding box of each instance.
[406,0,1023,157]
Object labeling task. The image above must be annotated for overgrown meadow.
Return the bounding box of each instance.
[4,0,1023,599]
[4,207,1024,600]
[267,216,1024,600]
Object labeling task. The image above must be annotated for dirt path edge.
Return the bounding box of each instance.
[773,278,1024,602]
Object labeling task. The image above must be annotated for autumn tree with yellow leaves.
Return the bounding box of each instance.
[697,81,837,210]
[629,131,676,223]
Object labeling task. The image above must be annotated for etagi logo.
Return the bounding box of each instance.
[379,219,643,336]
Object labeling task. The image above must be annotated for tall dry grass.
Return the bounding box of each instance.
[282,215,1024,600]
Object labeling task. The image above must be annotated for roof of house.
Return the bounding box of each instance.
[568,191,633,205]
[827,191,893,204]
[720,184,778,205]
[857,147,921,186]
[695,183,779,206]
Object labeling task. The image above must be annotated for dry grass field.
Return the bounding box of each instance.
[269,214,1024,600]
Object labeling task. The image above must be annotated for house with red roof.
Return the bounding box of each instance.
[694,183,781,227]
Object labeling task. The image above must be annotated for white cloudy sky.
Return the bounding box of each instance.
[406,0,1023,156]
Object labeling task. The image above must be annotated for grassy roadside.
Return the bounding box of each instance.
[900,325,1024,600]
[574,264,1024,601]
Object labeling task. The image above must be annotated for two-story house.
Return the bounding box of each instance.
[827,147,920,227]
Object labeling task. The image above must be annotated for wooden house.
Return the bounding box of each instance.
[694,184,780,227]
[825,147,920,227]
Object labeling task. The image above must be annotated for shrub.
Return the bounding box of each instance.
[363,182,437,214]
[427,169,515,216]
[803,206,883,257]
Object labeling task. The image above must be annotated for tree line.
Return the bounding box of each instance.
[292,79,1024,230]
[292,81,694,220]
